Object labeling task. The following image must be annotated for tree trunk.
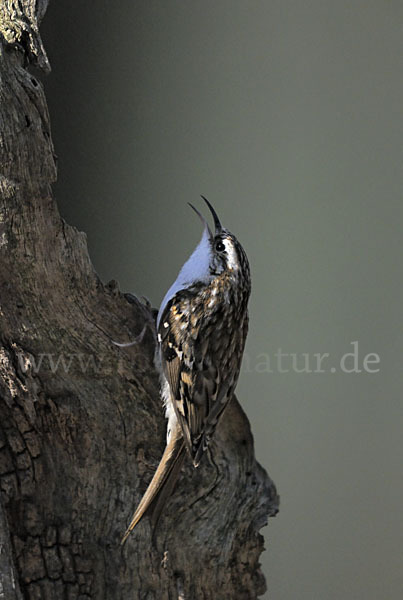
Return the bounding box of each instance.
[0,2,279,598]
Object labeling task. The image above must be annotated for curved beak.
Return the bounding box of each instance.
[188,202,213,239]
[200,195,222,232]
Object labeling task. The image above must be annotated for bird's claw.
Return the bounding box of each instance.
[112,324,148,348]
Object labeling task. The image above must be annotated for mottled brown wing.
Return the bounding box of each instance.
[192,300,249,464]
[158,295,219,463]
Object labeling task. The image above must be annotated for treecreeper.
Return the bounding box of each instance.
[122,197,252,543]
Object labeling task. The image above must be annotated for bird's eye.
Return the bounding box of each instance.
[215,241,225,252]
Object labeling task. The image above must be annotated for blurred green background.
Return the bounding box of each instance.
[42,2,403,598]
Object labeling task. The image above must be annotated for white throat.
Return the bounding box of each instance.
[157,226,212,327]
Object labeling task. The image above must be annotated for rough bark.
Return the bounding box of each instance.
[0,2,279,599]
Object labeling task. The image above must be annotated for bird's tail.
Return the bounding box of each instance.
[121,423,185,544]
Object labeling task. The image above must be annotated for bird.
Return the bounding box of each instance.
[121,196,251,544]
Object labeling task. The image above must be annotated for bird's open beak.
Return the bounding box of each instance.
[188,202,213,239]
[200,196,222,232]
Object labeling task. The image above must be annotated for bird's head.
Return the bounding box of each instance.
[157,197,250,326]
[188,196,250,279]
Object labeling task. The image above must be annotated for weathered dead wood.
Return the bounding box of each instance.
[0,2,278,598]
